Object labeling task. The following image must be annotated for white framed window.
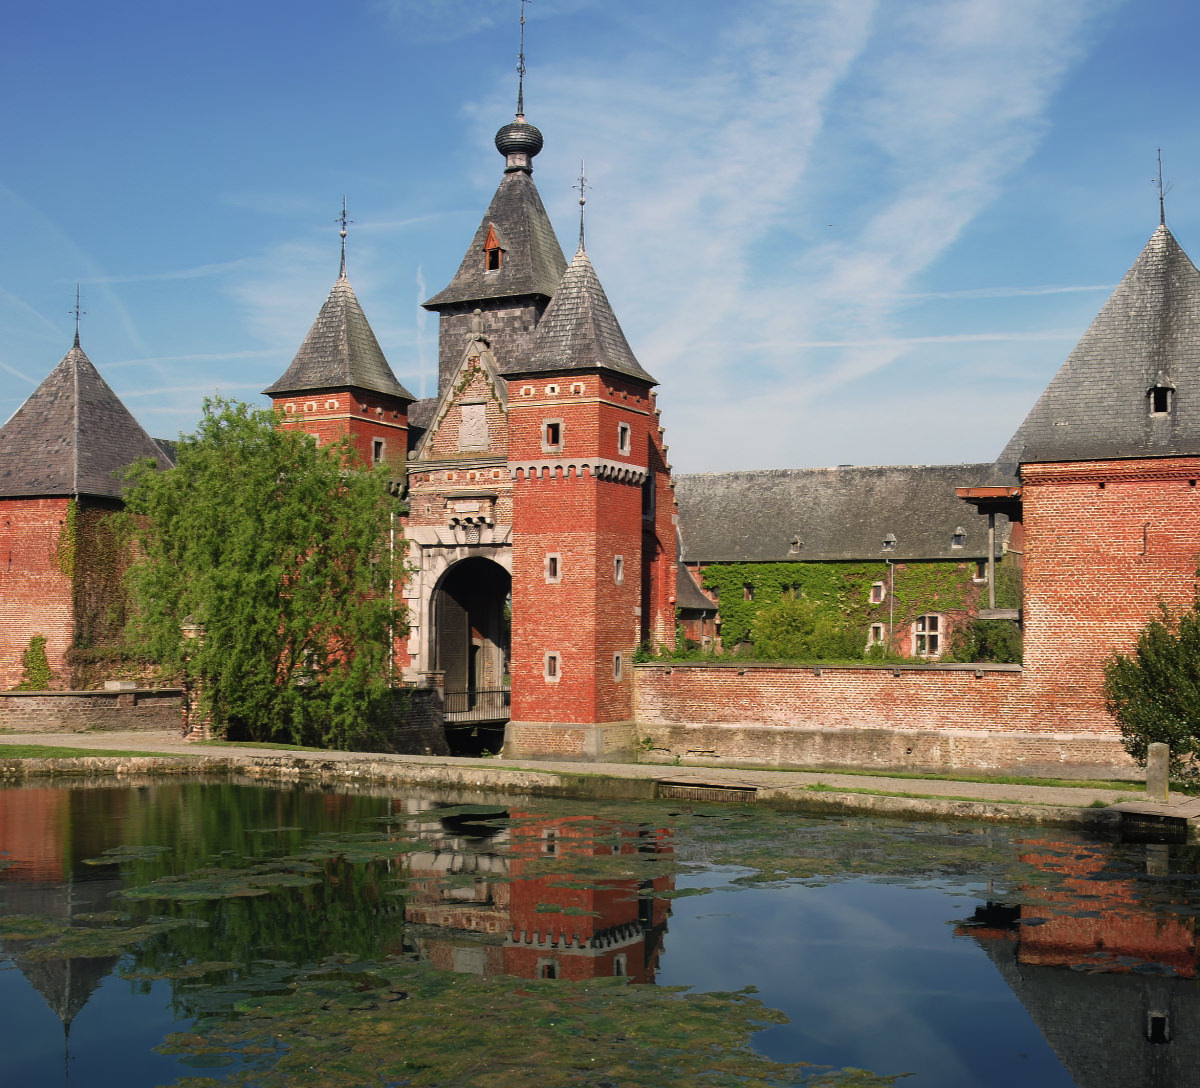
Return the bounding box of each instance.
[951,526,966,549]
[870,581,885,604]
[545,384,559,395]
[544,651,561,682]
[542,828,559,855]
[521,385,535,397]
[614,555,624,585]
[868,623,885,647]
[545,553,561,584]
[913,614,942,657]
[542,419,563,452]
[570,382,584,395]
[617,422,631,455]
[973,560,988,583]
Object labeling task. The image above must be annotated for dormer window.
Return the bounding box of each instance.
[951,527,966,549]
[483,224,504,271]
[1149,382,1174,415]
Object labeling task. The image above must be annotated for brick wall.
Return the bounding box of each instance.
[634,663,1135,776]
[0,688,184,732]
[0,497,74,689]
[272,389,409,473]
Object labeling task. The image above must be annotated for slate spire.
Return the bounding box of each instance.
[0,339,170,499]
[1000,224,1200,465]
[516,243,656,384]
[264,263,414,401]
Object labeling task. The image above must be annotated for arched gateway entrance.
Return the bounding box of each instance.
[433,557,511,755]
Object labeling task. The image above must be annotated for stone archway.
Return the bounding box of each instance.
[432,557,511,753]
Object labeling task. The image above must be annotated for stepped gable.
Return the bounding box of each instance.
[0,338,171,499]
[514,246,656,383]
[422,120,566,311]
[1001,224,1200,466]
[264,271,414,401]
[675,464,1011,564]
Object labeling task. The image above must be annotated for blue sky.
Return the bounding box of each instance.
[1,0,1197,473]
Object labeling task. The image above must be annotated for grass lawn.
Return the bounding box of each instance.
[0,745,186,759]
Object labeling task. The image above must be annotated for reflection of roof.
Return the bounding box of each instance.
[676,464,1013,563]
[264,273,414,401]
[514,248,655,384]
[1002,225,1200,465]
[423,169,566,310]
[0,341,171,499]
[974,933,1198,1088]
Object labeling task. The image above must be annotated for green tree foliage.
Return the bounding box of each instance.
[1103,601,1200,780]
[749,596,860,661]
[122,399,403,749]
[945,618,1023,664]
[14,634,53,691]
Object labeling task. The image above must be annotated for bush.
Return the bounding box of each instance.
[749,597,860,661]
[1103,602,1200,781]
[946,618,1022,664]
[14,635,53,691]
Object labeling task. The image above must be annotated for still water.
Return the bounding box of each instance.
[0,779,1194,1087]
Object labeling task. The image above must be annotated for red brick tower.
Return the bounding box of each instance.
[503,217,676,760]
[0,334,171,688]
[263,234,414,478]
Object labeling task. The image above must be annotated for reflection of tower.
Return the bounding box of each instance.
[958,838,1200,1087]
[401,807,671,983]
[0,788,125,1051]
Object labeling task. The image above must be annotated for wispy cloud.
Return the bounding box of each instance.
[0,360,39,386]
[901,283,1114,301]
[75,259,251,285]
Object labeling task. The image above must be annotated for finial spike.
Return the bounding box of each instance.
[516,0,530,117]
[1157,148,1166,227]
[573,160,588,251]
[69,285,85,347]
[336,196,353,278]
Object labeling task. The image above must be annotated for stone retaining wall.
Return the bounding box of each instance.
[634,663,1135,778]
[0,689,184,733]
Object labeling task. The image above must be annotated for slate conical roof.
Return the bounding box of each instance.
[515,247,656,384]
[264,271,414,400]
[422,163,566,310]
[0,338,171,499]
[1000,224,1200,465]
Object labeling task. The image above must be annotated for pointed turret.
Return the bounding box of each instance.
[0,340,170,499]
[422,116,567,393]
[264,269,414,401]
[516,246,656,384]
[1000,224,1200,465]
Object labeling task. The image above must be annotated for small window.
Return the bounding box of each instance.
[545,384,559,395]
[542,829,558,856]
[613,954,627,977]
[544,652,561,682]
[539,960,558,979]
[542,420,562,451]
[914,614,941,657]
[868,623,885,647]
[642,475,656,521]
[521,385,535,397]
[614,555,624,585]
[372,439,385,464]
[613,653,623,681]
[618,422,631,455]
[483,224,504,271]
[789,537,802,554]
[570,382,584,395]
[870,581,885,604]
[545,553,561,584]
[974,560,988,582]
[743,583,754,602]
[1150,385,1173,415]
[951,527,966,549]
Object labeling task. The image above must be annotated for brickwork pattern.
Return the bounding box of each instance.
[272,390,408,473]
[0,497,74,689]
[0,688,183,732]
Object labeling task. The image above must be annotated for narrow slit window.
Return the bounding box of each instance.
[542,420,562,451]
[545,553,561,583]
[618,422,632,455]
[614,555,624,585]
[544,652,561,682]
[870,581,885,604]
[613,653,623,681]
[372,439,385,464]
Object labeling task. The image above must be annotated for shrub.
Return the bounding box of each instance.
[946,618,1022,664]
[14,635,53,691]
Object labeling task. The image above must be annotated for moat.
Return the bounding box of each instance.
[0,779,1193,1087]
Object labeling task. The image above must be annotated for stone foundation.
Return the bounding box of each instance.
[0,689,184,733]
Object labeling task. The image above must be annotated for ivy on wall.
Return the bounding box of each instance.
[697,560,978,647]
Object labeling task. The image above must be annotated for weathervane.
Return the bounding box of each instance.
[69,285,85,346]
[573,160,589,250]
[1152,148,1173,227]
[516,0,530,117]
[336,195,354,277]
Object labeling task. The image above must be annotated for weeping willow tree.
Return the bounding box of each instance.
[1103,598,1200,782]
[123,399,403,749]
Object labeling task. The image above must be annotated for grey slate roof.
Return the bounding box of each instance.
[0,340,172,499]
[405,397,438,451]
[677,563,717,614]
[514,247,656,384]
[675,464,1009,563]
[1001,224,1200,465]
[264,273,414,401]
[422,169,567,310]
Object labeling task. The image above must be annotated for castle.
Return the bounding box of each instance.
[2,95,1199,774]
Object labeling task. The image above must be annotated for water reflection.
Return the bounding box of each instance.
[958,836,1200,1088]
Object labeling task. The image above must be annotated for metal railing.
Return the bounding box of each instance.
[443,688,511,724]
